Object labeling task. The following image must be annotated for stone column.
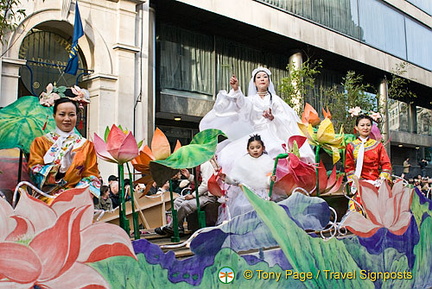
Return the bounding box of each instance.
[379,78,390,157]
[288,51,303,114]
[0,57,26,107]
[408,103,417,134]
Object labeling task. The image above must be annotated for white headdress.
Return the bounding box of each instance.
[247,67,276,97]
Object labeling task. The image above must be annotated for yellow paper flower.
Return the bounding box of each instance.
[298,118,344,164]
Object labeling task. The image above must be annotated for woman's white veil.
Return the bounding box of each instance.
[247,67,276,97]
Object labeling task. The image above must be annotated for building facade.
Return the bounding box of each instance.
[1,0,431,179]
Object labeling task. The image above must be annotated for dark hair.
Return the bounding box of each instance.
[108,175,118,182]
[100,185,109,195]
[247,134,265,148]
[355,114,374,126]
[53,97,79,114]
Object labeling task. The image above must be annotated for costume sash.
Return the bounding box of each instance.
[354,137,367,178]
[43,128,83,165]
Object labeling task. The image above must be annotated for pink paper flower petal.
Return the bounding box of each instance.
[6,216,33,242]
[93,133,117,163]
[112,132,139,164]
[13,191,57,235]
[0,242,41,284]
[388,211,412,235]
[29,209,75,281]
[42,262,109,289]
[344,211,382,238]
[358,181,382,225]
[51,187,94,230]
[78,222,136,262]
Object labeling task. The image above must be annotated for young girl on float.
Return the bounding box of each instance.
[345,114,392,212]
[217,134,276,223]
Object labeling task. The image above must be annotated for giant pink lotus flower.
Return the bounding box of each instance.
[274,154,342,196]
[94,124,139,165]
[0,187,136,288]
[344,180,414,238]
[274,153,317,195]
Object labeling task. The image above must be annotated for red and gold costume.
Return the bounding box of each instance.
[345,138,392,181]
[345,138,392,211]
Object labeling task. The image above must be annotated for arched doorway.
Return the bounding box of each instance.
[18,27,90,136]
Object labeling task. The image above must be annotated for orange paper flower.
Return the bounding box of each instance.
[132,128,181,194]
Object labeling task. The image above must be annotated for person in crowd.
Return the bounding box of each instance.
[147,182,158,195]
[156,181,170,194]
[155,159,219,236]
[109,180,120,209]
[217,134,276,222]
[345,114,392,212]
[96,185,113,211]
[108,174,118,185]
[28,97,100,203]
[199,67,314,178]
[403,157,411,180]
[419,158,428,178]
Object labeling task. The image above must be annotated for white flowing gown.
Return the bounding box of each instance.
[200,87,314,176]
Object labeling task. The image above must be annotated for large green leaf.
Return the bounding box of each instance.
[413,216,432,288]
[91,255,179,289]
[241,185,373,289]
[0,96,56,153]
[153,129,226,169]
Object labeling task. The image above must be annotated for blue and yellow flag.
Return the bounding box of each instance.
[65,1,84,75]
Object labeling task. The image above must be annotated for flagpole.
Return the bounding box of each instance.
[65,0,84,75]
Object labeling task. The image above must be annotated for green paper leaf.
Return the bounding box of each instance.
[104,126,110,142]
[153,129,226,169]
[241,185,373,289]
[0,96,56,153]
[413,216,432,288]
[411,191,431,226]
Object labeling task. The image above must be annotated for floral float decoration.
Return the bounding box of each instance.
[0,187,135,288]
[93,124,140,237]
[39,83,90,108]
[132,128,226,240]
[298,107,344,164]
[131,127,181,195]
[343,180,414,237]
[133,128,226,188]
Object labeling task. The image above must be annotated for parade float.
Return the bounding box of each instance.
[0,96,430,288]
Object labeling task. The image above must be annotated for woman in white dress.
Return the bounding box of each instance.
[200,67,314,178]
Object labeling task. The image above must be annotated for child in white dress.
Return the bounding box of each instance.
[218,134,276,222]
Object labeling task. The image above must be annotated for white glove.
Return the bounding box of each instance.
[59,148,75,173]
[373,178,385,188]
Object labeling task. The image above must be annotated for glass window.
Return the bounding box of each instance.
[405,18,432,70]
[389,100,409,132]
[18,30,82,96]
[358,0,406,59]
[256,0,431,72]
[159,25,214,95]
[260,0,362,39]
[417,106,432,136]
[215,38,289,95]
[407,0,432,15]
[159,24,290,98]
